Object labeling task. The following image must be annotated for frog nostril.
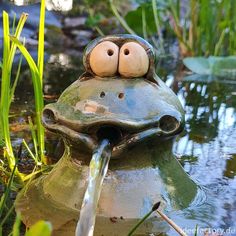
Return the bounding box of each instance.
[118,93,124,99]
[100,91,105,98]
[159,115,180,133]
[42,108,57,125]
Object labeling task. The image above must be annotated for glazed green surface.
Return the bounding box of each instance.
[42,74,184,158]
[16,35,196,236]
[16,141,197,236]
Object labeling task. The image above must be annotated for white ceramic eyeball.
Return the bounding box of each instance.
[89,41,119,77]
[118,42,149,78]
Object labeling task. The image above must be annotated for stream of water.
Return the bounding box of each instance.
[75,139,111,236]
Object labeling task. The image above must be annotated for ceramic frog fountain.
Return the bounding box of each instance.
[16,34,198,236]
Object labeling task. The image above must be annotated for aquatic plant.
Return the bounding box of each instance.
[0,145,22,236]
[0,0,46,179]
[0,11,28,179]
[0,3,47,231]
[127,202,161,236]
[0,163,17,235]
[167,0,236,56]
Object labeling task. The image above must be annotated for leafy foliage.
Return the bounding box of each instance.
[125,3,156,36]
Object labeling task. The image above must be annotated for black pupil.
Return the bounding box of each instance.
[107,49,114,56]
[124,49,129,55]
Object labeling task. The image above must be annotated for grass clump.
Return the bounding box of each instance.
[0,0,48,233]
[0,0,46,183]
[167,0,236,56]
[0,11,28,181]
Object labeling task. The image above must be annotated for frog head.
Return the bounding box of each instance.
[42,34,184,158]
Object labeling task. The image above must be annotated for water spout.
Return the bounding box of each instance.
[75,139,111,236]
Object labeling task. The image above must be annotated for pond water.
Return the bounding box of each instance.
[172,75,236,235]
[1,2,236,236]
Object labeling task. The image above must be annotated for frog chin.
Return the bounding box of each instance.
[42,108,182,158]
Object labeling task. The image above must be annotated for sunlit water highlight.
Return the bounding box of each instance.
[10,0,73,11]
[75,139,111,236]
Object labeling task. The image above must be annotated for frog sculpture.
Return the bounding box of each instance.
[16,34,197,235]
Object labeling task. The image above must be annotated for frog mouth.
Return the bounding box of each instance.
[42,108,182,158]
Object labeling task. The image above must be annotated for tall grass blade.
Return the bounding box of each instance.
[9,55,23,106]
[141,6,148,40]
[1,11,11,165]
[9,36,46,164]
[36,0,46,161]
[0,204,14,232]
[22,139,40,165]
[151,0,164,53]
[109,0,136,35]
[127,210,153,236]
[12,213,21,236]
[37,0,45,85]
[11,12,17,34]
[214,29,226,56]
[127,202,160,236]
[0,12,28,180]
[194,224,198,236]
[0,163,17,219]
[28,116,39,160]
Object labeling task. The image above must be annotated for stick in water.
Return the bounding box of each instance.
[127,201,187,236]
[155,208,188,236]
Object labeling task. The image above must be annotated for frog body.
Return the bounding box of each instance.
[16,35,197,236]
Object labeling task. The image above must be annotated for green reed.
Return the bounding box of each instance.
[9,36,45,164]
[36,0,46,163]
[127,202,160,235]
[168,0,236,56]
[0,12,28,180]
[0,145,22,236]
[0,0,46,179]
[109,0,136,35]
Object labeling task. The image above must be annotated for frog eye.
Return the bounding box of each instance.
[89,41,119,77]
[118,42,149,78]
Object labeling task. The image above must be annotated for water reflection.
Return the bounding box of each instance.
[173,75,236,233]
